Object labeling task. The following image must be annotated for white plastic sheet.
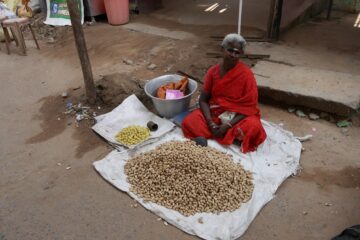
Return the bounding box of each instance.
[93,102,302,240]
[92,94,175,150]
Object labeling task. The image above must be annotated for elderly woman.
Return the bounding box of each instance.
[182,33,267,153]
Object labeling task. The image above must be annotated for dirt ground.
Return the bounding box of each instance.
[0,10,359,240]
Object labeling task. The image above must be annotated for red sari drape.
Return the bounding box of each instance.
[182,62,267,153]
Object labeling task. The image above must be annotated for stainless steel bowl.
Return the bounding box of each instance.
[144,74,198,118]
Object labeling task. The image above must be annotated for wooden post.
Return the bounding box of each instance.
[267,0,276,39]
[272,0,283,40]
[66,0,97,104]
[327,0,333,20]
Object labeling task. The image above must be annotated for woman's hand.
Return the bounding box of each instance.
[208,121,220,136]
[208,122,230,138]
[216,124,231,138]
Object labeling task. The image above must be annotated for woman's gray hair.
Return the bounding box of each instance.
[221,33,247,50]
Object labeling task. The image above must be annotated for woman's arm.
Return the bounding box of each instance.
[199,91,219,136]
[229,113,245,126]
[199,91,213,124]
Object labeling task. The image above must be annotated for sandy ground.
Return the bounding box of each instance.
[0,10,359,240]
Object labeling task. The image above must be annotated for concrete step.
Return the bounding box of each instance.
[253,61,360,116]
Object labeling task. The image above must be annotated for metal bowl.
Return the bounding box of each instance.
[144,74,198,118]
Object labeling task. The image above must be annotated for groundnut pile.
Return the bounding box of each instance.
[115,125,150,146]
[124,140,254,216]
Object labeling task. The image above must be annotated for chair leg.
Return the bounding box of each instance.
[28,24,40,50]
[19,25,26,49]
[10,27,19,47]
[14,23,26,55]
[2,26,11,55]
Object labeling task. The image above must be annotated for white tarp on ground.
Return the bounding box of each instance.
[92,94,175,150]
[92,95,302,240]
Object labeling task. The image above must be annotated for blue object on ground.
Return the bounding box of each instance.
[171,109,191,127]
[194,137,208,147]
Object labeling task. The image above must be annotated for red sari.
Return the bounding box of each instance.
[182,62,267,153]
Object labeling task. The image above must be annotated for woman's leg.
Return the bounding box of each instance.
[218,115,267,153]
[182,109,213,139]
[235,115,267,153]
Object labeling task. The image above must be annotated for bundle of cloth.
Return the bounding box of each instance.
[0,0,32,18]
[0,1,16,18]
[156,77,189,99]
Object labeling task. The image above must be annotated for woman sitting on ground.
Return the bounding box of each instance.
[182,33,267,153]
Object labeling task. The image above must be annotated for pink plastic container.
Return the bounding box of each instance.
[104,0,129,25]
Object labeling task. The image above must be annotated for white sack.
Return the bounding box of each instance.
[93,121,302,240]
[44,0,83,26]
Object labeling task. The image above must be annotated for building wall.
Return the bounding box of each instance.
[334,0,360,12]
[158,0,328,32]
[281,0,329,30]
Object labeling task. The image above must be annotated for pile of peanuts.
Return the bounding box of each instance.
[124,140,254,216]
[115,125,150,146]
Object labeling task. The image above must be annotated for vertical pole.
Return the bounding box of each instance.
[66,0,97,104]
[272,0,283,40]
[267,0,276,39]
[327,0,333,20]
[238,0,243,34]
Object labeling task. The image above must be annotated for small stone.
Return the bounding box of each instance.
[66,166,71,170]
[324,202,332,207]
[163,221,168,226]
[341,128,349,133]
[97,106,101,110]
[47,37,55,44]
[123,59,134,65]
[148,63,157,70]
[301,147,306,152]
[157,217,162,221]
[57,117,61,121]
[309,113,320,120]
[296,110,306,118]
[288,107,296,113]
[57,163,62,166]
[198,217,204,224]
[303,211,308,215]
[133,203,138,208]
[61,92,68,98]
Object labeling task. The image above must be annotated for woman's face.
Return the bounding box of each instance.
[223,42,243,64]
